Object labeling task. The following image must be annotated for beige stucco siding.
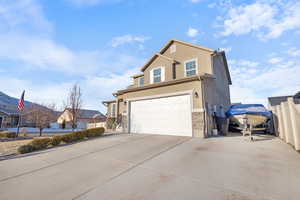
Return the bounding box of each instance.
[140,41,213,86]
[117,80,203,114]
[143,57,172,85]
[106,102,117,118]
[162,41,213,77]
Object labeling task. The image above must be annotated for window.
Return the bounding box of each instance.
[153,68,161,83]
[111,103,116,118]
[150,67,165,84]
[185,59,197,76]
[139,77,144,86]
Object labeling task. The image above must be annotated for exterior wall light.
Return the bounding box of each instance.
[194,92,199,98]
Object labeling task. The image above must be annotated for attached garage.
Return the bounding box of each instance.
[129,94,193,136]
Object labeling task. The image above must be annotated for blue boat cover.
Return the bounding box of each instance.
[226,104,272,118]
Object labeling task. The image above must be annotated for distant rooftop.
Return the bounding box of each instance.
[65,108,105,119]
[268,91,300,106]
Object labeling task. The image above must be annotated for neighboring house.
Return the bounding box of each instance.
[0,91,31,129]
[57,108,106,129]
[0,105,19,128]
[102,39,232,138]
[268,95,293,110]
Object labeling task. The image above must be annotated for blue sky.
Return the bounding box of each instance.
[0,0,299,112]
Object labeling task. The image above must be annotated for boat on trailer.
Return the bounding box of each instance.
[226,104,272,132]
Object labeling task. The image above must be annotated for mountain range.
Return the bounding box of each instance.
[0,91,31,108]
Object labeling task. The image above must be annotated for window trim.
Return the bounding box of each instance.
[138,76,144,86]
[151,66,165,84]
[184,58,198,77]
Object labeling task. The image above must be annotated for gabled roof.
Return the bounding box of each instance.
[115,74,216,95]
[268,95,293,106]
[131,74,144,78]
[159,39,215,54]
[140,39,215,72]
[0,107,19,115]
[64,108,105,119]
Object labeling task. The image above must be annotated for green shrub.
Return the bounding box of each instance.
[74,131,86,140]
[18,127,105,154]
[18,144,35,154]
[31,138,51,150]
[60,134,75,143]
[51,136,62,146]
[85,127,105,138]
[0,131,16,138]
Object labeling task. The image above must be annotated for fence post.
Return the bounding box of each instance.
[287,98,300,151]
[282,102,294,146]
[277,105,286,141]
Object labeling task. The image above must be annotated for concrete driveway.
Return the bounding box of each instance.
[0,133,299,200]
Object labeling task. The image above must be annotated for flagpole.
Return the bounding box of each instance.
[16,90,25,137]
[16,110,22,137]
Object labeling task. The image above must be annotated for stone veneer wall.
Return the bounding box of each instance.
[192,112,205,138]
[121,115,128,133]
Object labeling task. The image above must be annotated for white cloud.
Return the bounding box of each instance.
[66,0,125,6]
[0,0,53,35]
[221,3,276,36]
[268,57,282,64]
[287,47,300,57]
[264,2,300,39]
[229,55,300,106]
[230,86,267,105]
[229,59,259,67]
[219,47,232,53]
[110,34,151,48]
[220,1,300,39]
[186,27,199,38]
[0,0,145,112]
[0,68,140,113]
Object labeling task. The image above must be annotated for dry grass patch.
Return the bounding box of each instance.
[0,139,33,156]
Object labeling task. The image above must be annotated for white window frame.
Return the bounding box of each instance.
[111,103,116,118]
[150,66,165,84]
[138,76,144,86]
[184,58,198,77]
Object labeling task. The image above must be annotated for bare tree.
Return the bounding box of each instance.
[64,84,82,131]
[25,104,57,136]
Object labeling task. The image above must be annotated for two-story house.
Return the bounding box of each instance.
[103,39,231,138]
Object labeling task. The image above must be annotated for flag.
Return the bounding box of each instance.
[18,90,25,111]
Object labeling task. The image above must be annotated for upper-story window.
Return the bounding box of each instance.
[139,77,144,86]
[150,67,165,84]
[184,59,197,77]
[153,68,161,83]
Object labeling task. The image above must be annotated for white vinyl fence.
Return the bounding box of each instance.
[272,97,300,151]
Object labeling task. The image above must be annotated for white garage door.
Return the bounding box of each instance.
[129,95,192,136]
